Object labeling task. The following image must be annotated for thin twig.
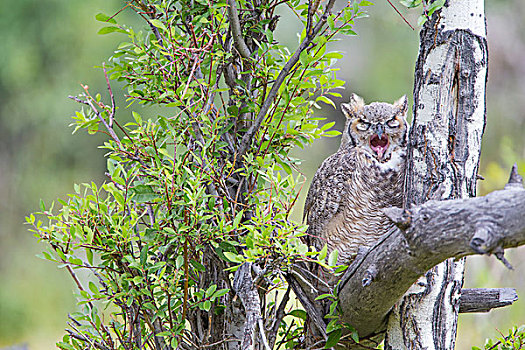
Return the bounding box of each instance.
[102,63,116,127]
[386,0,415,30]
[68,93,121,144]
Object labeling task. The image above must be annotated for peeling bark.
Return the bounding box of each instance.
[387,0,488,348]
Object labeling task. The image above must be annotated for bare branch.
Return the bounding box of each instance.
[66,328,110,350]
[268,286,291,348]
[102,63,115,128]
[228,0,252,59]
[286,273,327,339]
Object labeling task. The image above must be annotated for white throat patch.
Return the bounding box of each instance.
[375,150,406,173]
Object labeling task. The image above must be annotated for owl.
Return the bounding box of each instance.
[304,94,409,266]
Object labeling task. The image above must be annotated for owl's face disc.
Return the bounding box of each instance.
[341,94,409,163]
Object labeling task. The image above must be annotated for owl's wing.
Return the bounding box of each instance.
[303,150,355,247]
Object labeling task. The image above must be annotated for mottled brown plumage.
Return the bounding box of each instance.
[304,94,409,265]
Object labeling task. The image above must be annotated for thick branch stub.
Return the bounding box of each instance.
[505,163,524,190]
[470,225,495,254]
[382,207,411,230]
[459,288,518,313]
[494,248,514,270]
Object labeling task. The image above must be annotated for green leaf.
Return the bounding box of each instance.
[86,248,93,265]
[324,52,344,60]
[319,244,328,261]
[98,26,126,35]
[131,185,160,203]
[326,319,340,333]
[299,50,310,66]
[213,288,229,298]
[203,300,211,312]
[328,249,338,267]
[349,326,359,343]
[205,284,217,298]
[88,281,99,294]
[113,190,125,206]
[140,246,148,265]
[323,129,342,137]
[289,309,307,320]
[126,296,134,307]
[233,210,243,229]
[325,329,342,348]
[316,95,336,109]
[150,19,167,32]
[85,226,94,244]
[223,251,243,263]
[315,293,334,301]
[95,13,117,24]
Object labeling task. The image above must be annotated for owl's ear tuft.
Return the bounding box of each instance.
[394,95,408,115]
[341,93,365,119]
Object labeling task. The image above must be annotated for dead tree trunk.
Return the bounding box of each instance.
[385,0,488,348]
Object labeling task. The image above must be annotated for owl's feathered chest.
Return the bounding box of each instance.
[304,146,406,263]
[350,148,406,206]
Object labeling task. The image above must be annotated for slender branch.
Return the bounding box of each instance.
[286,273,327,339]
[236,0,337,159]
[68,94,121,144]
[102,63,116,127]
[66,328,110,350]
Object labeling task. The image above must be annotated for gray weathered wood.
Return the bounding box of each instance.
[459,288,518,313]
[336,168,525,340]
[390,0,488,347]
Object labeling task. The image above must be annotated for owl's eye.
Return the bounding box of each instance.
[356,120,370,131]
[387,118,400,128]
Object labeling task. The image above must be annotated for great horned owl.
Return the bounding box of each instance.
[304,94,409,265]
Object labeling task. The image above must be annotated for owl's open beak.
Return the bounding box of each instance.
[370,132,389,159]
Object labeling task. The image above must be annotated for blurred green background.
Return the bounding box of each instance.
[0,1,523,349]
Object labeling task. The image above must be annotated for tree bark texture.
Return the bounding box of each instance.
[336,169,524,344]
[386,0,488,348]
[459,288,518,313]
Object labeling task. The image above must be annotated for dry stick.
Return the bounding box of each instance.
[286,273,328,339]
[236,0,337,160]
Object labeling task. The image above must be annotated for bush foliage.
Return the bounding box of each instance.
[27,0,371,348]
